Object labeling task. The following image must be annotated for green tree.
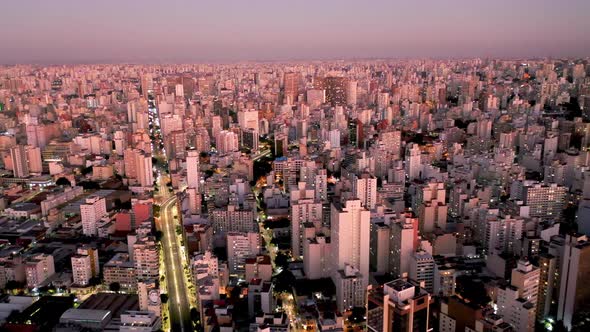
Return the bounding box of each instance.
[275,252,290,270]
[273,269,295,293]
[109,282,121,293]
[81,166,93,175]
[55,177,71,186]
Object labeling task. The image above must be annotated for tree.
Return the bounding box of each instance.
[109,282,121,293]
[273,269,295,293]
[275,252,290,270]
[190,307,200,323]
[79,181,101,190]
[349,307,366,323]
[55,177,71,186]
[160,293,169,304]
[4,280,24,291]
[81,166,93,175]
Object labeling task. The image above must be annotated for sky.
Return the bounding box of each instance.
[0,0,589,64]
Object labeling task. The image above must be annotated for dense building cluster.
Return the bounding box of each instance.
[0,58,588,331]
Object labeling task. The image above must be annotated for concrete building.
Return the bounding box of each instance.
[557,235,590,330]
[227,232,260,276]
[120,311,162,332]
[409,250,435,294]
[367,278,433,332]
[331,199,370,310]
[10,145,29,178]
[290,182,323,258]
[133,237,159,281]
[303,234,332,280]
[186,149,200,190]
[80,195,107,236]
[104,253,136,291]
[496,284,536,332]
[390,215,417,278]
[25,253,55,288]
[352,173,377,210]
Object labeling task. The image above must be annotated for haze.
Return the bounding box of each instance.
[1,0,589,64]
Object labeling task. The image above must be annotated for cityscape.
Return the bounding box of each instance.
[0,1,590,332]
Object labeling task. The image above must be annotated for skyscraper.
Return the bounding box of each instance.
[80,196,107,236]
[405,143,421,181]
[290,182,323,258]
[557,235,590,330]
[390,215,418,278]
[26,145,42,174]
[352,173,377,210]
[10,145,29,178]
[135,152,154,188]
[331,199,370,310]
[322,76,348,106]
[186,149,200,190]
[367,278,432,332]
[283,72,299,104]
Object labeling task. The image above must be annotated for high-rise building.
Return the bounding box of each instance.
[71,254,92,286]
[557,235,590,330]
[141,74,153,99]
[25,253,55,288]
[346,80,357,106]
[241,128,259,151]
[210,204,256,234]
[306,89,325,109]
[71,245,99,286]
[352,173,377,210]
[483,215,524,255]
[290,182,323,258]
[135,151,154,188]
[513,181,567,221]
[124,148,138,179]
[367,278,432,332]
[10,145,29,178]
[216,130,239,154]
[331,199,370,310]
[303,234,332,280]
[80,196,107,236]
[405,143,421,181]
[348,118,362,148]
[496,284,536,332]
[227,232,260,276]
[370,221,390,274]
[537,252,558,321]
[26,145,42,174]
[510,259,540,306]
[283,72,299,104]
[439,296,485,332]
[409,250,435,294]
[133,237,159,281]
[186,149,200,190]
[390,215,418,278]
[238,109,259,133]
[320,76,347,106]
[103,253,136,291]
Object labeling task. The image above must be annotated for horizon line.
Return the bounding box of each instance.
[1,55,589,67]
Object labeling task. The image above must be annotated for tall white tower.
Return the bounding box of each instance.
[331,199,370,310]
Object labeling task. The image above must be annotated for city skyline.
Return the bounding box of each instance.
[1,0,590,64]
[1,1,590,332]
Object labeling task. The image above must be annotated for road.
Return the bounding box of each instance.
[149,99,192,331]
[158,179,192,331]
